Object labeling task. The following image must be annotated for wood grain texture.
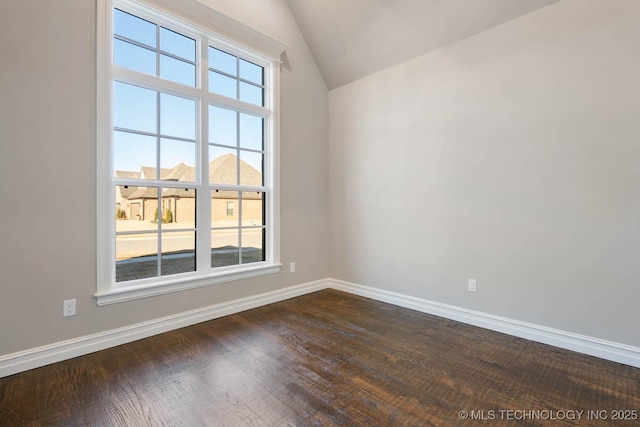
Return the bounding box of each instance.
[1,289,638,426]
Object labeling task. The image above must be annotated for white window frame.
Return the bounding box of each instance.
[96,0,285,305]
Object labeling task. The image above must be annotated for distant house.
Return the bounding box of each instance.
[115,154,263,225]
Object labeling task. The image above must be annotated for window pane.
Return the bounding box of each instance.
[239,59,263,85]
[160,93,195,140]
[114,39,156,75]
[114,81,157,133]
[212,190,239,228]
[114,9,156,47]
[160,27,195,62]
[115,186,158,231]
[114,131,156,176]
[161,139,196,175]
[209,71,236,98]
[241,192,263,226]
[239,114,263,151]
[161,231,195,276]
[239,150,262,186]
[209,146,237,185]
[209,106,237,146]
[162,188,196,228]
[211,229,239,268]
[241,228,264,264]
[116,233,158,282]
[160,55,196,87]
[239,82,263,106]
[209,47,236,75]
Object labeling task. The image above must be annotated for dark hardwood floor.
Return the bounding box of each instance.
[1,289,639,426]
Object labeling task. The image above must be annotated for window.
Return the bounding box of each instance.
[97,0,284,305]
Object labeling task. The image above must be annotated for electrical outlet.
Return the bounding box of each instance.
[63,299,76,317]
[290,262,296,273]
[468,279,477,293]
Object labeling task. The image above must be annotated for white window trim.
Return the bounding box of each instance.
[96,0,286,306]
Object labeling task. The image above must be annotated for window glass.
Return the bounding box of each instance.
[160,55,196,87]
[241,192,263,227]
[211,229,239,268]
[241,228,264,264]
[113,81,157,133]
[116,234,158,282]
[114,131,156,176]
[115,186,159,230]
[209,71,237,98]
[161,231,196,276]
[239,114,263,151]
[160,139,196,176]
[114,9,156,47]
[209,47,236,75]
[209,106,237,146]
[115,185,159,282]
[239,59,263,85]
[160,27,195,61]
[209,146,238,185]
[212,191,239,227]
[239,81,263,106]
[114,39,156,74]
[162,188,196,228]
[239,150,263,186]
[160,93,195,140]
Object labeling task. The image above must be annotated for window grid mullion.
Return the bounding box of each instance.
[238,191,243,264]
[155,83,162,277]
[114,34,156,52]
[114,180,198,189]
[236,57,240,100]
[155,23,161,81]
[208,68,265,89]
[114,127,196,143]
[197,33,211,273]
[159,49,196,66]
[156,191,162,277]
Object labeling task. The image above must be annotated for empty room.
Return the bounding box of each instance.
[1,0,639,425]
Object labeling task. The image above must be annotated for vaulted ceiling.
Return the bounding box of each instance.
[286,0,561,89]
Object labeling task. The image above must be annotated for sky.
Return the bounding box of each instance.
[112,8,265,178]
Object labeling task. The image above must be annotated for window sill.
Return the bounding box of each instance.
[95,263,282,306]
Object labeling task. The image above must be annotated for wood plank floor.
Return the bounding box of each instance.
[1,289,638,426]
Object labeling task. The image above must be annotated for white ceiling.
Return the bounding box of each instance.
[286,0,560,89]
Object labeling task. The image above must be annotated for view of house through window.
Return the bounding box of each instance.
[107,3,273,287]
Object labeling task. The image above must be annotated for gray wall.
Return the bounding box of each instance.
[0,0,329,355]
[2,0,639,359]
[329,0,640,347]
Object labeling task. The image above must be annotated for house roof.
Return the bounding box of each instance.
[209,153,262,187]
[163,162,195,182]
[115,170,138,179]
[126,186,158,200]
[140,167,172,180]
[120,154,262,200]
[115,170,140,198]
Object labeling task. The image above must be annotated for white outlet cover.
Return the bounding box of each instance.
[468,279,477,293]
[63,299,76,317]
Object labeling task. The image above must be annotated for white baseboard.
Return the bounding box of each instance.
[0,279,328,379]
[2,277,638,378]
[327,278,640,369]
